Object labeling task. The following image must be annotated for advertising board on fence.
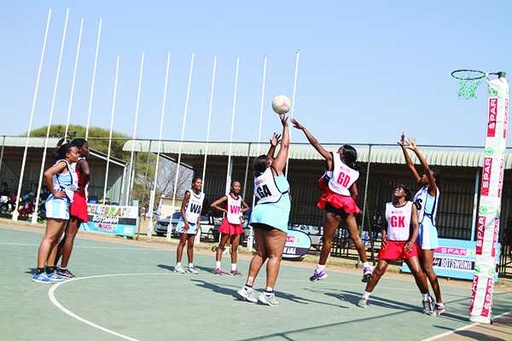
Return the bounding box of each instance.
[80,204,139,237]
[282,229,312,259]
[401,238,500,282]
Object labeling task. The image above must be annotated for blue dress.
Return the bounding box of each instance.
[250,174,291,232]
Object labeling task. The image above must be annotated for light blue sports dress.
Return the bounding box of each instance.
[250,167,291,232]
[413,185,440,250]
[45,160,77,220]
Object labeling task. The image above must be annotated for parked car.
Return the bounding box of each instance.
[154,212,180,236]
[154,212,214,238]
[289,224,323,250]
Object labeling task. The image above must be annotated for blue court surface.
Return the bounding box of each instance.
[1,223,511,341]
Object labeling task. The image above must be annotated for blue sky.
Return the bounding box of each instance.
[0,1,510,147]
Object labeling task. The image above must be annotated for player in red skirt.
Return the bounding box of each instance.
[56,138,90,278]
[210,180,249,275]
[357,184,434,315]
[292,118,372,282]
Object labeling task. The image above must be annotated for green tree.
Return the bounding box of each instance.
[29,125,157,208]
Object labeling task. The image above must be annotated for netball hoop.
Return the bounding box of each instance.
[451,69,507,100]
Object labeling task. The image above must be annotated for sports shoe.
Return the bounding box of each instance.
[56,268,75,278]
[434,303,446,315]
[213,267,223,275]
[229,269,242,276]
[258,292,279,306]
[186,266,199,274]
[422,295,435,315]
[309,269,328,282]
[174,265,186,274]
[357,298,368,308]
[32,272,52,284]
[362,266,373,283]
[48,272,70,283]
[237,287,258,303]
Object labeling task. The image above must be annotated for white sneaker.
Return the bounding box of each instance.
[357,298,368,308]
[186,266,199,274]
[237,287,258,303]
[174,265,186,274]
[258,292,279,306]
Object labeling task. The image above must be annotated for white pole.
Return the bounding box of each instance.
[149,53,171,240]
[285,50,300,177]
[126,52,145,206]
[200,56,217,193]
[12,8,52,222]
[225,56,240,194]
[256,55,268,156]
[102,56,120,203]
[64,17,84,139]
[85,18,102,140]
[169,52,195,241]
[31,8,70,224]
[247,55,268,249]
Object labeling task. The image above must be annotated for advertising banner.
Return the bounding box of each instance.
[282,229,312,259]
[81,204,139,237]
[401,238,500,282]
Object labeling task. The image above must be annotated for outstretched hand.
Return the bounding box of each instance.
[397,132,407,148]
[291,118,304,130]
[270,132,281,147]
[406,137,418,150]
[279,113,289,127]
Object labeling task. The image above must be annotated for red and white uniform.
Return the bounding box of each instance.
[69,158,89,222]
[379,201,419,260]
[316,153,361,214]
[219,193,243,235]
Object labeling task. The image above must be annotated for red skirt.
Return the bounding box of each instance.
[218,217,243,235]
[316,189,361,214]
[378,240,419,261]
[70,192,89,222]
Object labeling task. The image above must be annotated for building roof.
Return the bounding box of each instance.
[123,140,512,169]
[0,136,61,147]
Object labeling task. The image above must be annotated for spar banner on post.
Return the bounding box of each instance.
[469,76,509,323]
[80,204,139,237]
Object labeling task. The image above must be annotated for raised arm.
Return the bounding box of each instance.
[398,133,421,183]
[271,115,290,174]
[266,132,281,159]
[407,138,437,195]
[291,118,333,165]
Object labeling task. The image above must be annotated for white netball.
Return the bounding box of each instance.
[271,95,292,115]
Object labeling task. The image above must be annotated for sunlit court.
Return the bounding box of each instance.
[0,224,510,341]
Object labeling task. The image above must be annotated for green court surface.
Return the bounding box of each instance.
[1,225,511,341]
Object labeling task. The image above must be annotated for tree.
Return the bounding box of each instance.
[28,125,189,209]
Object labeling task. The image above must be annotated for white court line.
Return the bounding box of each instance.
[0,242,167,251]
[422,311,512,341]
[48,272,169,341]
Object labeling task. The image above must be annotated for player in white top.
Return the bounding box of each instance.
[398,134,445,315]
[357,184,434,315]
[292,118,373,283]
[210,180,249,275]
[174,177,205,274]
